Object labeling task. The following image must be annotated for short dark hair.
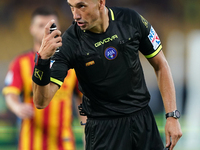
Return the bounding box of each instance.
[31,6,58,20]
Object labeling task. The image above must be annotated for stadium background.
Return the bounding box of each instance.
[0,0,200,149]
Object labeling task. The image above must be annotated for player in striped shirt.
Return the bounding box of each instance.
[2,6,84,150]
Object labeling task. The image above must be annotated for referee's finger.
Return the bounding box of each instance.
[165,132,171,148]
[44,19,55,37]
[170,135,179,150]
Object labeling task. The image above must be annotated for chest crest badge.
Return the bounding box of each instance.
[104,47,118,60]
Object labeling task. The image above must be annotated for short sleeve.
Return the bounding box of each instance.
[2,58,23,95]
[50,32,76,87]
[137,14,162,59]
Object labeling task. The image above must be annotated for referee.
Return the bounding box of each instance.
[32,0,182,150]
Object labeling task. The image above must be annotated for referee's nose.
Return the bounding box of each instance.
[72,7,81,21]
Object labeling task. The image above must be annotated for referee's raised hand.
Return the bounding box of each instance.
[38,19,62,59]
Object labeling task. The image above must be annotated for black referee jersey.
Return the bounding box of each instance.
[50,7,162,117]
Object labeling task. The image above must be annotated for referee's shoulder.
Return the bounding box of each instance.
[109,7,140,23]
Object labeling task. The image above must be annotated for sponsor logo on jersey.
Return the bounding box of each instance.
[148,26,161,50]
[85,60,95,67]
[94,35,118,47]
[104,47,118,60]
[50,60,55,68]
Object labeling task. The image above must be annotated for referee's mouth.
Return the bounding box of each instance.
[77,21,86,27]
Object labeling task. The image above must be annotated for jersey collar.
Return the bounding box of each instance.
[108,7,115,21]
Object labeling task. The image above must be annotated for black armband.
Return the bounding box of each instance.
[32,52,51,86]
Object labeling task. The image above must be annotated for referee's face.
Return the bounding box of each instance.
[68,0,105,33]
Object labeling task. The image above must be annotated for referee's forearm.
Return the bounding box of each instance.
[155,63,177,113]
[32,82,58,109]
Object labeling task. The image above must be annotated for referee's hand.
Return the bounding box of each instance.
[38,19,62,59]
[165,117,182,150]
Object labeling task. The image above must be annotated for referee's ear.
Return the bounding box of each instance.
[99,0,105,10]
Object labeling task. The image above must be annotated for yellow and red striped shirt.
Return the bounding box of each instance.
[2,50,79,150]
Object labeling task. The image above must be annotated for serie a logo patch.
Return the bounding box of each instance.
[104,47,118,60]
[148,26,161,50]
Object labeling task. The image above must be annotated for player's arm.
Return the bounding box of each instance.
[2,58,34,118]
[5,93,33,118]
[148,51,182,150]
[32,20,62,109]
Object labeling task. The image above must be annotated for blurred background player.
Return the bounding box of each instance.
[2,6,84,150]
